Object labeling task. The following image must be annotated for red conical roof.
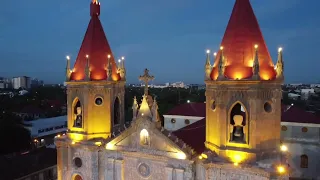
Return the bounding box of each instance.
[70,0,120,81]
[211,0,276,80]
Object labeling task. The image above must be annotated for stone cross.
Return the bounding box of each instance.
[139,68,154,96]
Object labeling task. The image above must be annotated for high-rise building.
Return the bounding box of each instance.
[12,76,31,89]
[55,0,287,179]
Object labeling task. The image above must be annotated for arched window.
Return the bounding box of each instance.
[73,174,83,180]
[113,97,120,125]
[140,129,149,145]
[229,103,247,143]
[300,154,308,168]
[73,99,83,128]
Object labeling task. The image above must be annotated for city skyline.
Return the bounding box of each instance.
[1,0,320,84]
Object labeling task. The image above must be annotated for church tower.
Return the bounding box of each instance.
[56,1,126,179]
[204,0,284,164]
[65,0,126,142]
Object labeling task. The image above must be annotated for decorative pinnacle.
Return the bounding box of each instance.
[206,49,210,54]
[278,47,283,52]
[213,52,217,57]
[220,46,224,50]
[86,54,89,58]
[254,44,258,49]
[121,56,125,60]
[66,55,70,60]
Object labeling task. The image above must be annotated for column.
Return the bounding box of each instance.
[105,158,115,180]
[165,167,173,180]
[175,168,184,180]
[115,159,124,180]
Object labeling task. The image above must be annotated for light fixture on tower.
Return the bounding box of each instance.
[205,49,212,80]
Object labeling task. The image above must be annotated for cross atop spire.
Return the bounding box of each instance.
[139,69,154,96]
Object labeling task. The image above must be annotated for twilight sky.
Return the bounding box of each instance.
[0,0,319,84]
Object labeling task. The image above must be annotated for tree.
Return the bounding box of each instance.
[0,111,31,154]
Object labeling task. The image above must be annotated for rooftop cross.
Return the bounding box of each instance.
[139,69,154,96]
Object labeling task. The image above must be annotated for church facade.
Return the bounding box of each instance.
[55,0,288,179]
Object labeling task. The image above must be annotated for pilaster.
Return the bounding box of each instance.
[165,167,173,180]
[175,168,184,180]
[115,159,124,180]
[105,158,115,180]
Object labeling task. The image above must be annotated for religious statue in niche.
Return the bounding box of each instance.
[73,101,83,128]
[229,103,246,143]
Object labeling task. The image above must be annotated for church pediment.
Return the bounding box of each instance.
[105,117,194,160]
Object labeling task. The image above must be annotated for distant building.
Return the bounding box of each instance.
[12,76,31,89]
[24,115,67,138]
[31,78,44,88]
[0,77,11,89]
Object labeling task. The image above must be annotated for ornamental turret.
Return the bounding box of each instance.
[275,47,284,80]
[65,55,71,81]
[117,56,126,81]
[205,50,212,80]
[217,47,225,80]
[84,55,91,81]
[252,44,260,80]
[106,54,112,81]
[132,96,138,121]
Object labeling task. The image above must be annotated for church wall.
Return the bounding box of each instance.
[281,124,320,179]
[164,115,204,131]
[283,142,320,179]
[196,163,271,180]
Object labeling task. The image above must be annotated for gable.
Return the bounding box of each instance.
[106,117,192,160]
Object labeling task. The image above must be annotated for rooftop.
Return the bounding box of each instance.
[210,0,276,80]
[0,147,57,180]
[70,0,120,81]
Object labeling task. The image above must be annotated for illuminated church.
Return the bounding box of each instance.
[55,0,287,179]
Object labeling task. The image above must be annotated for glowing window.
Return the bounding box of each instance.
[140,129,149,145]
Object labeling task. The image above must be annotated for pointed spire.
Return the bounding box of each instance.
[217,46,226,80]
[252,44,260,80]
[275,47,284,80]
[84,55,91,81]
[151,97,159,122]
[205,49,212,80]
[132,96,139,120]
[69,0,120,81]
[210,0,276,80]
[117,56,126,81]
[65,55,71,81]
[137,95,152,118]
[106,54,112,81]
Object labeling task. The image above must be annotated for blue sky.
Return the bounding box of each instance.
[0,0,319,84]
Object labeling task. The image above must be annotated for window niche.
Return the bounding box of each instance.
[113,97,120,125]
[73,99,83,128]
[300,154,308,168]
[229,102,247,144]
[140,129,149,146]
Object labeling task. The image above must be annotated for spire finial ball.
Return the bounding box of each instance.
[278,47,283,53]
[254,44,258,49]
[206,49,210,54]
[118,59,121,63]
[213,52,217,57]
[107,54,111,59]
[220,46,224,50]
[66,55,70,60]
[121,56,125,60]
[86,54,89,58]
